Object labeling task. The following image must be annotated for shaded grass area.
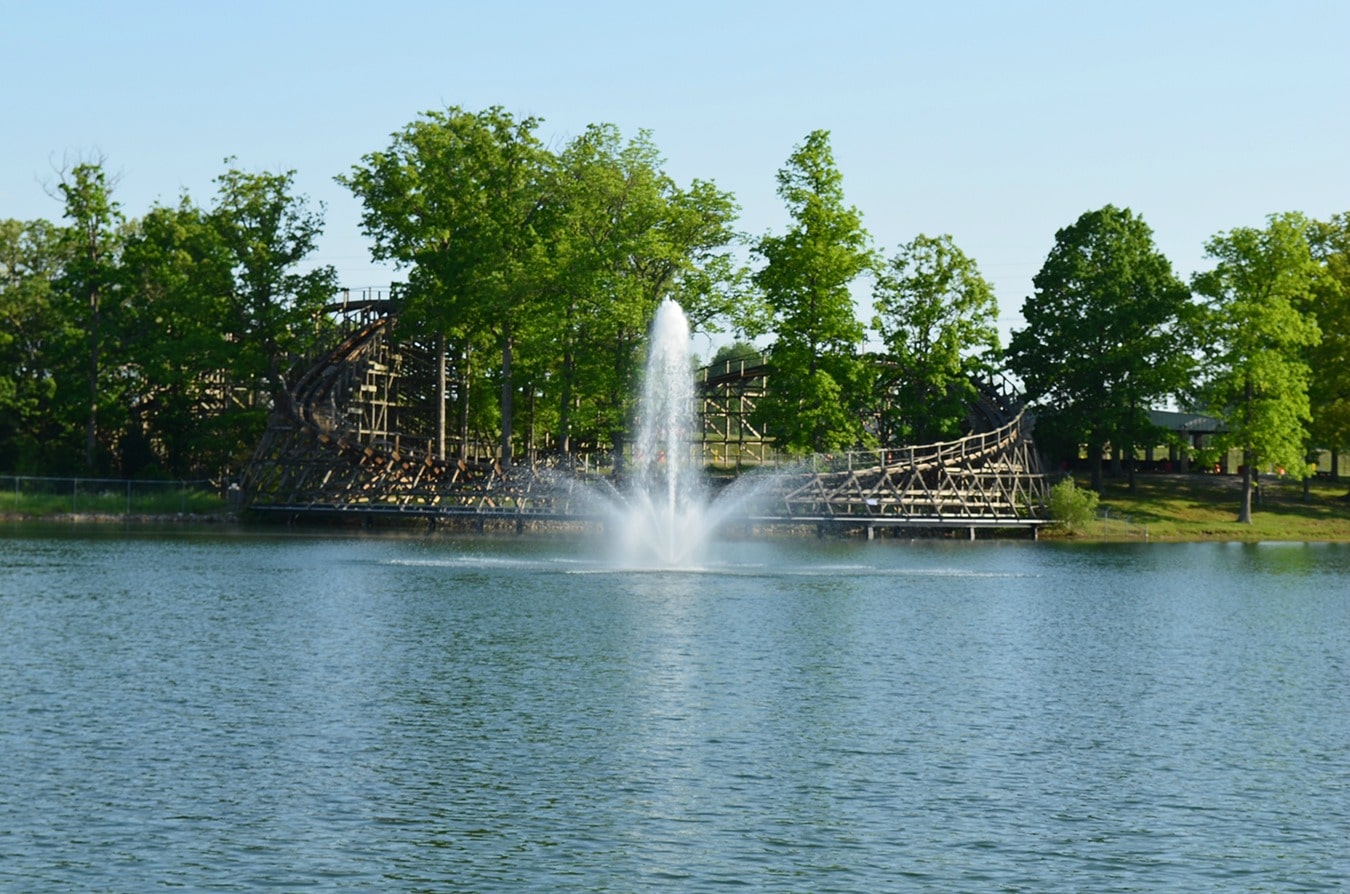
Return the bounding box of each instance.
[1057,473,1350,541]
[2,487,228,518]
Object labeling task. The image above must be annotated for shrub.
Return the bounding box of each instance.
[1047,477,1099,534]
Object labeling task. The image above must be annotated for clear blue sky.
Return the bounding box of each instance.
[3,0,1346,349]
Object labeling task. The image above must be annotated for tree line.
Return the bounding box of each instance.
[2,106,1347,522]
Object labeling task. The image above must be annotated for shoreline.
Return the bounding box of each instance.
[3,473,1348,543]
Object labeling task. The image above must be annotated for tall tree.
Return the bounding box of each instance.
[118,197,240,477]
[752,130,873,454]
[210,162,337,402]
[1306,213,1350,480]
[56,161,124,471]
[542,129,745,464]
[340,107,551,467]
[1193,212,1322,522]
[0,218,70,472]
[542,124,679,459]
[1008,205,1192,491]
[871,234,1000,444]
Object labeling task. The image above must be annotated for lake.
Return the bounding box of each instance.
[1,528,1347,891]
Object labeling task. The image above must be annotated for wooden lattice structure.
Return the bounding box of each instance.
[698,356,769,468]
[244,298,1051,533]
[243,297,586,524]
[757,410,1049,536]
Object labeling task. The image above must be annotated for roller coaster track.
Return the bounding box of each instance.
[243,304,1051,532]
[243,305,583,524]
[758,411,1046,528]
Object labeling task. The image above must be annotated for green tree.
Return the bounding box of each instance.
[118,197,239,477]
[1046,476,1099,534]
[709,341,762,366]
[542,124,678,458]
[752,130,873,454]
[543,126,746,462]
[110,164,334,479]
[56,161,125,471]
[211,162,337,400]
[345,113,745,465]
[1008,205,1193,491]
[340,107,552,467]
[1306,213,1350,479]
[1193,212,1322,523]
[0,218,69,472]
[871,234,1000,444]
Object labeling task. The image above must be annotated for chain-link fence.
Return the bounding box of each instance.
[0,476,231,517]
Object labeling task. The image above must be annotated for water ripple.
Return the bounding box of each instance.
[1,535,1347,891]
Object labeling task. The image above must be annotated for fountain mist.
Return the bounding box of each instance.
[588,298,778,568]
[615,299,708,567]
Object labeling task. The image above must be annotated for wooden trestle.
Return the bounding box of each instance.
[243,300,1051,534]
[752,412,1050,538]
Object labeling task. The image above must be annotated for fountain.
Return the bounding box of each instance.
[603,298,763,569]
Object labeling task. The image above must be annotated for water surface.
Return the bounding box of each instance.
[2,530,1347,891]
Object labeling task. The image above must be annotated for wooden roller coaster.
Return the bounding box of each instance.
[243,294,1052,535]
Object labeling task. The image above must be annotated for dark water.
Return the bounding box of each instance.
[1,529,1347,892]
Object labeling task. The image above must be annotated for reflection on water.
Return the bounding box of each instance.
[1,532,1347,891]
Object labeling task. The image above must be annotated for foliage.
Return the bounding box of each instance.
[112,165,337,479]
[0,219,70,472]
[1047,476,1099,533]
[342,109,747,463]
[6,112,1348,498]
[1008,205,1193,491]
[341,106,553,465]
[56,162,125,472]
[118,196,269,478]
[0,157,336,480]
[709,341,762,366]
[1306,213,1350,459]
[210,162,338,395]
[1192,212,1322,522]
[872,234,1000,444]
[539,124,745,459]
[752,130,874,454]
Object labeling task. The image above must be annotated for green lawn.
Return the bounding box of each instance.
[2,484,228,518]
[1057,473,1350,541]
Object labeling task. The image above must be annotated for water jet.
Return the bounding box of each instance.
[602,299,765,569]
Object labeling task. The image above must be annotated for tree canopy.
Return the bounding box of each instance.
[1008,205,1193,490]
[872,233,1000,444]
[1,159,336,478]
[341,108,747,466]
[752,130,874,454]
[1306,214,1350,469]
[3,109,1348,497]
[1193,212,1322,522]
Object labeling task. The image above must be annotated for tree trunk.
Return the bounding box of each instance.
[459,350,471,460]
[85,296,100,470]
[499,322,514,469]
[612,429,625,477]
[1238,452,1254,523]
[1088,435,1105,494]
[558,345,574,455]
[435,332,447,459]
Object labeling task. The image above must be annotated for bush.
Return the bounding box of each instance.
[1047,477,1099,534]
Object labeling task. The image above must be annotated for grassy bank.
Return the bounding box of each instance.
[1057,473,1350,541]
[1,477,230,519]
[6,472,1350,542]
